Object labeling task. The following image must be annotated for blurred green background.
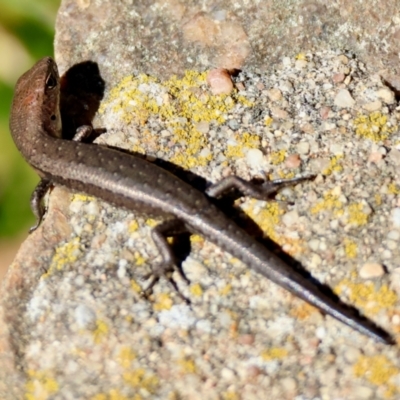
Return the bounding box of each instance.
[0,0,60,273]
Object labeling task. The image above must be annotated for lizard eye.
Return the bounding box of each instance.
[45,73,57,90]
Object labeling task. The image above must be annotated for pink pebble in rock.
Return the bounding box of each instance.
[207,68,234,95]
[285,154,301,168]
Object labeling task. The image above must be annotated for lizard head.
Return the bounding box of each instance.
[10,57,62,150]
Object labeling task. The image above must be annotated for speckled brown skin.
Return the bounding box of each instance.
[9,57,394,344]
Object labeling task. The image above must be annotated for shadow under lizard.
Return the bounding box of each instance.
[9,57,394,345]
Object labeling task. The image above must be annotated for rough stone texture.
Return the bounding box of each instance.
[55,0,400,85]
[3,0,400,399]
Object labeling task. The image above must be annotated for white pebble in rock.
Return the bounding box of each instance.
[75,304,97,330]
[195,121,210,134]
[246,148,264,168]
[376,87,395,104]
[359,263,385,279]
[352,386,373,399]
[388,230,400,241]
[334,89,355,108]
[297,141,310,155]
[280,377,297,395]
[391,208,400,228]
[362,100,382,112]
[282,210,299,227]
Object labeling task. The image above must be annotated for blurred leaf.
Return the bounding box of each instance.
[3,17,54,59]
[0,161,37,237]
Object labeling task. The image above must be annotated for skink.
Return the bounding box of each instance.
[9,57,394,344]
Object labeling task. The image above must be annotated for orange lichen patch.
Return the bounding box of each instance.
[153,293,173,311]
[261,347,289,361]
[290,303,317,320]
[335,280,398,314]
[353,112,397,142]
[25,370,59,400]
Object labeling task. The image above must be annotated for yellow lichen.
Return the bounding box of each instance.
[242,200,283,243]
[335,280,398,314]
[118,346,137,369]
[296,53,307,60]
[269,149,286,165]
[133,253,146,266]
[178,357,197,374]
[353,112,397,142]
[91,391,133,400]
[153,293,173,311]
[261,347,289,360]
[93,320,109,344]
[225,144,244,158]
[44,237,82,277]
[128,220,139,232]
[220,283,232,296]
[347,203,369,226]
[344,238,357,258]
[277,169,296,180]
[224,132,261,159]
[222,391,240,400]
[25,370,59,400]
[72,193,95,202]
[322,155,343,176]
[264,116,273,126]
[100,70,254,169]
[388,183,400,195]
[131,279,142,293]
[354,355,398,386]
[145,218,159,228]
[311,190,344,216]
[90,394,107,400]
[123,368,158,393]
[190,283,203,297]
[190,234,204,243]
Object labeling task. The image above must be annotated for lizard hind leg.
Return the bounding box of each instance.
[205,174,316,200]
[142,218,191,303]
[29,179,53,233]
